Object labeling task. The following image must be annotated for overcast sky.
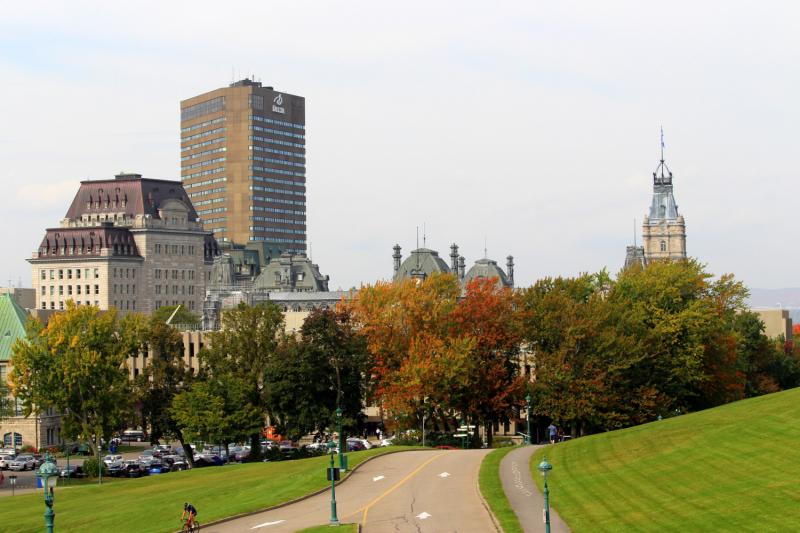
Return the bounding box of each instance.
[1,1,798,291]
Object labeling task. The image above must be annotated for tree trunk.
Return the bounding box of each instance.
[177,432,195,469]
[580,419,587,437]
[487,422,494,448]
[225,442,230,464]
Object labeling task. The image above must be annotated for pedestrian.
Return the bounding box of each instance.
[548,422,557,444]
[557,427,565,443]
[376,427,382,441]
[363,428,368,440]
[0,469,4,488]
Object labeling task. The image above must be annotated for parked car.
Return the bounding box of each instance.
[122,463,145,478]
[148,462,170,474]
[107,463,126,477]
[138,450,155,461]
[59,465,87,478]
[346,439,368,452]
[380,436,396,447]
[121,430,148,442]
[0,455,16,470]
[357,439,374,450]
[0,448,17,456]
[30,454,47,468]
[169,460,189,472]
[103,454,124,467]
[233,450,250,462]
[9,455,36,471]
[153,444,172,453]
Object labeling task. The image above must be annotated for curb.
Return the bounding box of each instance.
[476,451,505,533]
[173,448,422,532]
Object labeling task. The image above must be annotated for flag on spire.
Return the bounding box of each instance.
[661,127,665,148]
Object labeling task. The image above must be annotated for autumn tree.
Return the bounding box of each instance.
[134,318,197,467]
[198,301,284,453]
[9,301,145,459]
[348,273,525,444]
[151,305,200,326]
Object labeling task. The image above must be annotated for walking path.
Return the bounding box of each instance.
[500,445,570,533]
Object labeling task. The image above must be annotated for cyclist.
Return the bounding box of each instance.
[181,502,198,530]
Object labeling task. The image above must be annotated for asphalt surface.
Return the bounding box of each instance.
[500,446,570,533]
[208,448,496,533]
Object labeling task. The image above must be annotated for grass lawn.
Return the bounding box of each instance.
[530,388,800,533]
[1,447,412,533]
[478,446,524,533]
[293,524,358,532]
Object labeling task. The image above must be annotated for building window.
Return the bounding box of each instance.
[50,302,55,309]
[41,286,46,296]
[86,285,90,295]
[172,245,178,254]
[94,268,99,278]
[59,270,63,280]
[76,269,81,279]
[113,268,117,278]
[132,269,136,279]
[85,269,90,279]
[41,270,46,280]
[59,286,63,296]
[94,301,98,306]
[3,432,23,447]
[76,285,81,295]
[41,302,46,309]
[59,302,64,310]
[126,268,130,279]
[67,269,72,279]
[660,241,667,252]
[132,285,136,295]
[68,286,73,295]
[132,301,136,311]
[114,285,117,295]
[50,270,54,280]
[95,285,99,295]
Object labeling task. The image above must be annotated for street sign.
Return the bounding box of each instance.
[327,468,340,481]
[465,425,476,429]
[453,433,468,437]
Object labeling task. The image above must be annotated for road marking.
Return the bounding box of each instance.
[416,512,432,519]
[250,520,285,529]
[438,472,451,477]
[339,452,447,523]
[373,475,386,481]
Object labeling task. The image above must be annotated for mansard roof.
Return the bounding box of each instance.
[0,292,29,361]
[394,247,451,281]
[463,258,513,288]
[64,176,199,222]
[37,225,142,258]
[648,159,680,225]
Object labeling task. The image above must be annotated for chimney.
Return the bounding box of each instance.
[393,244,402,272]
[506,255,515,287]
[450,244,459,274]
[458,255,466,279]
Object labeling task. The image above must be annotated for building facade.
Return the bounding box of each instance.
[180,79,307,252]
[27,173,219,316]
[641,157,687,262]
[0,292,63,450]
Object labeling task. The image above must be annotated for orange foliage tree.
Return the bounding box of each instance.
[346,273,526,442]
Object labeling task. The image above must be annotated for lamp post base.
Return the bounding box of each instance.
[329,519,340,526]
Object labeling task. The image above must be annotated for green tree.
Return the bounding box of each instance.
[134,318,197,467]
[9,301,145,459]
[0,379,14,421]
[172,375,263,462]
[199,301,285,450]
[151,305,199,326]
[733,311,782,397]
[264,309,368,442]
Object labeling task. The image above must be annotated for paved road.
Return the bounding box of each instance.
[500,446,570,533]
[209,449,496,533]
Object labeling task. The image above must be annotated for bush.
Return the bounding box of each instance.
[20,444,38,453]
[263,447,284,462]
[82,458,109,478]
[245,435,263,463]
[490,437,514,449]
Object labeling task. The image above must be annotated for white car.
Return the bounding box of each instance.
[153,444,172,453]
[380,436,396,447]
[9,455,36,471]
[0,455,15,470]
[103,454,124,467]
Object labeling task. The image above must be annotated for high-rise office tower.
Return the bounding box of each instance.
[180,79,307,252]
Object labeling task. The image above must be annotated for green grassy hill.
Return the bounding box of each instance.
[530,388,800,532]
[0,447,409,533]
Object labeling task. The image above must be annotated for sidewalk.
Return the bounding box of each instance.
[499,445,570,533]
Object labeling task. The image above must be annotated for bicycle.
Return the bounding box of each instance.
[181,518,201,532]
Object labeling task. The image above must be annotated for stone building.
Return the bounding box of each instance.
[392,243,514,288]
[641,157,687,262]
[253,252,330,292]
[0,292,63,450]
[27,173,220,316]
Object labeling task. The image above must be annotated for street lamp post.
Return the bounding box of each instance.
[336,407,345,473]
[328,441,339,526]
[97,444,102,485]
[537,455,553,533]
[525,395,532,445]
[9,474,16,496]
[65,449,70,487]
[37,451,59,533]
[460,421,467,450]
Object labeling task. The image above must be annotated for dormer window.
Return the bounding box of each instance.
[104,201,109,208]
[95,201,100,208]
[113,200,117,208]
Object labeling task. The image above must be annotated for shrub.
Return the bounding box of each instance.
[490,437,514,449]
[82,458,109,478]
[263,447,284,462]
[20,445,38,453]
[245,435,263,463]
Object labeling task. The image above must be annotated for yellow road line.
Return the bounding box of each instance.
[337,451,449,525]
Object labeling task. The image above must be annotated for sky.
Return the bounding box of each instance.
[1,1,798,291]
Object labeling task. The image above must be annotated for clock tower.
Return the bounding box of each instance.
[641,155,686,261]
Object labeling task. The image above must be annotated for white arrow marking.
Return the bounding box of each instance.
[438,472,451,477]
[373,475,386,481]
[250,520,286,529]
[416,512,432,519]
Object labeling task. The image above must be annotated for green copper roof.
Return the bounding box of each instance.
[0,292,29,362]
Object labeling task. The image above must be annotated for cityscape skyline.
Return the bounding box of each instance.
[2,2,798,292]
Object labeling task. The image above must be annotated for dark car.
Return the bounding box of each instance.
[107,463,125,477]
[123,463,144,478]
[31,454,48,468]
[59,465,87,478]
[346,440,365,452]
